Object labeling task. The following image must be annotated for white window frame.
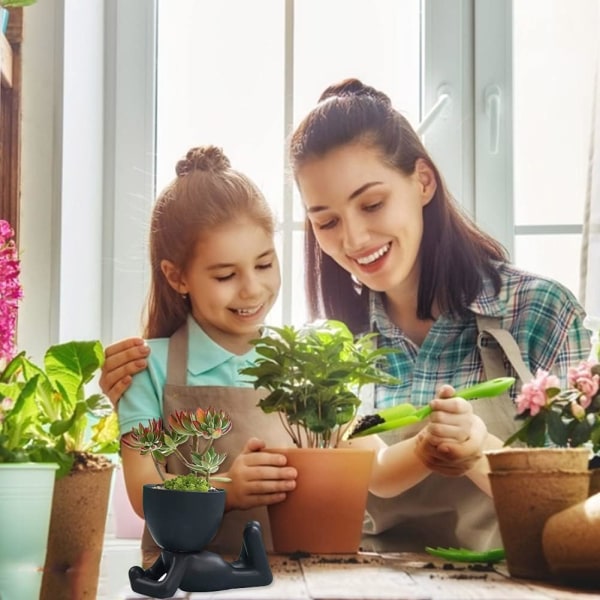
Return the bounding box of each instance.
[103,0,515,340]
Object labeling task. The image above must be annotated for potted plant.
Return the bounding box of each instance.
[485,359,600,581]
[0,218,119,599]
[0,359,59,600]
[0,218,60,599]
[0,340,120,600]
[123,408,274,598]
[239,319,401,554]
[123,407,233,552]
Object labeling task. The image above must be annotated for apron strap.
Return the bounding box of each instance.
[166,322,189,386]
[476,315,533,384]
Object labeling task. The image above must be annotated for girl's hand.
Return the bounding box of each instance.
[221,438,297,510]
[415,385,488,477]
[99,338,150,407]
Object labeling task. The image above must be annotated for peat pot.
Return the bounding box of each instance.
[488,468,590,580]
[266,447,375,554]
[40,456,115,600]
[542,491,600,586]
[485,447,591,472]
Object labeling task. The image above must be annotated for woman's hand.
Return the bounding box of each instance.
[99,338,150,408]
[415,385,488,477]
[220,438,297,511]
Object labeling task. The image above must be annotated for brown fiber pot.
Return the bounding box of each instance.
[40,458,115,600]
[266,447,374,554]
[485,447,591,472]
[542,491,600,586]
[488,469,590,580]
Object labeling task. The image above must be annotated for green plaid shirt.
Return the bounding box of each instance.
[371,263,591,410]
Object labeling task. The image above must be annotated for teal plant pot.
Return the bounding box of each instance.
[0,463,58,600]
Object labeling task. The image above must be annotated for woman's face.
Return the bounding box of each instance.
[296,143,436,298]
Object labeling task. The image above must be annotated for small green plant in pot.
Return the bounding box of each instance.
[124,408,233,554]
[239,319,400,554]
[0,340,122,600]
[240,319,400,449]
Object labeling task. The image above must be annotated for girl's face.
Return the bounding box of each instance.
[162,218,280,354]
[296,143,436,300]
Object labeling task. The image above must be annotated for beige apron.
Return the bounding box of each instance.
[141,324,291,561]
[361,316,533,553]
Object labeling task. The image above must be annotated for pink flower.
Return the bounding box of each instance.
[0,220,22,363]
[516,369,560,416]
[567,360,600,408]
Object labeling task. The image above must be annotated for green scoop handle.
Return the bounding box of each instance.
[425,546,506,563]
[350,376,515,438]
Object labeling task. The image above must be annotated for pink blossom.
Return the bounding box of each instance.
[516,369,560,416]
[567,360,599,408]
[0,220,22,362]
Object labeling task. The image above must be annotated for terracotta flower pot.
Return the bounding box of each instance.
[488,469,590,580]
[542,491,600,586]
[485,447,590,472]
[266,447,374,554]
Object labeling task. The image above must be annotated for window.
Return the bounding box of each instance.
[155,0,421,327]
[106,0,597,342]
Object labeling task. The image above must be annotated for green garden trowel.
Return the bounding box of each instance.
[347,376,515,439]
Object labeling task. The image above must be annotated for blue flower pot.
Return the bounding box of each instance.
[0,463,58,600]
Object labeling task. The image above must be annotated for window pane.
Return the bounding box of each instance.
[514,234,582,299]
[513,0,597,227]
[156,0,286,217]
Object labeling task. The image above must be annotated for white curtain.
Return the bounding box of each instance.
[581,21,600,354]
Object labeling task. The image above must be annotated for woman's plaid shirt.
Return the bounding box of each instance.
[370,263,591,410]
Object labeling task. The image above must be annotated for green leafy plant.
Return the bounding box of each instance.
[240,319,401,448]
[0,340,119,477]
[123,408,232,492]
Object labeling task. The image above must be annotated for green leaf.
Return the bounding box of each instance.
[547,410,568,446]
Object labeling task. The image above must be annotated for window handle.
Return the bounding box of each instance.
[485,85,502,154]
[417,87,451,136]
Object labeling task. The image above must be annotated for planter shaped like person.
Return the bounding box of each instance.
[123,408,273,598]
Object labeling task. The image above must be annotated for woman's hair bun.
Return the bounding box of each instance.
[175,145,231,177]
[318,78,392,107]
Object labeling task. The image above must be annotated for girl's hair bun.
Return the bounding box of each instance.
[175,145,231,177]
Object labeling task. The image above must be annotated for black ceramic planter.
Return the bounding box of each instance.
[143,483,225,552]
[130,486,273,598]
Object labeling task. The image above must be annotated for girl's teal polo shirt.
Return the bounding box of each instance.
[118,315,258,436]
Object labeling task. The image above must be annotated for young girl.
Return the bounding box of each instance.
[118,145,297,565]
